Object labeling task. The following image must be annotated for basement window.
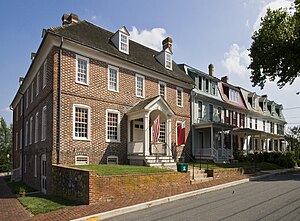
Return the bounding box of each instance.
[75,156,89,165]
[107,156,118,165]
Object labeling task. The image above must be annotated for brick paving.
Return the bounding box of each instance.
[0,176,31,221]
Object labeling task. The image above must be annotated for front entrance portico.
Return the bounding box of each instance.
[127,96,175,166]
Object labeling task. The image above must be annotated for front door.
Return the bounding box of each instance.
[41,154,46,194]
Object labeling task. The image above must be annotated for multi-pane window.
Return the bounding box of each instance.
[255,118,258,130]
[159,81,166,99]
[74,105,90,140]
[205,78,209,93]
[165,52,172,69]
[36,72,40,96]
[249,117,253,128]
[26,89,29,109]
[31,82,34,103]
[76,56,89,84]
[120,33,129,53]
[229,89,239,103]
[198,76,202,90]
[19,129,22,149]
[106,110,120,142]
[233,112,237,126]
[240,114,245,128]
[108,66,119,92]
[209,104,213,121]
[29,117,33,145]
[25,121,28,146]
[41,106,47,141]
[263,120,266,131]
[270,122,274,133]
[136,74,144,97]
[225,109,229,124]
[158,122,166,143]
[35,112,39,143]
[15,132,18,151]
[218,107,222,123]
[212,82,216,95]
[43,60,47,88]
[176,87,183,107]
[198,101,203,120]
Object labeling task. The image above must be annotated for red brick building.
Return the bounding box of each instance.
[10,14,193,193]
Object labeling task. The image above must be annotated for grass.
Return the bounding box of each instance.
[188,161,283,170]
[18,194,78,215]
[73,164,172,176]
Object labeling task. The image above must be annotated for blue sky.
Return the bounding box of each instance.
[1,0,299,126]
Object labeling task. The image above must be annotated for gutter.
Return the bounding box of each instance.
[56,37,63,165]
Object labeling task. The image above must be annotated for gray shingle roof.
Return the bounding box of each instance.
[127,96,159,113]
[47,21,193,85]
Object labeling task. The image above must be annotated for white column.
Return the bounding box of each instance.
[221,129,224,156]
[230,130,233,157]
[251,135,254,153]
[266,137,269,152]
[210,126,214,157]
[127,119,131,155]
[259,135,262,153]
[277,139,280,152]
[246,134,249,156]
[144,113,150,156]
[166,118,172,156]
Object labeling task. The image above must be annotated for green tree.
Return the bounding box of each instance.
[249,0,300,89]
[0,117,12,172]
[285,125,300,159]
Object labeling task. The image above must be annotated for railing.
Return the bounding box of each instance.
[223,149,232,160]
[212,147,218,160]
[128,141,144,155]
[151,143,166,155]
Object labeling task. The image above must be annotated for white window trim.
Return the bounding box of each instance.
[165,52,172,70]
[41,106,47,141]
[34,154,37,177]
[158,81,167,100]
[135,74,145,98]
[75,155,89,165]
[19,129,22,149]
[36,71,40,96]
[107,65,119,92]
[29,117,33,145]
[15,132,18,151]
[73,104,91,141]
[75,55,89,85]
[35,112,39,143]
[119,32,129,54]
[176,87,183,107]
[107,155,119,164]
[106,109,121,143]
[43,60,47,88]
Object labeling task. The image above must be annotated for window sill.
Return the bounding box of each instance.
[73,137,91,142]
[75,81,89,86]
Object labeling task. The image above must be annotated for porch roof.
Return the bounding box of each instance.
[232,128,284,139]
[194,122,235,130]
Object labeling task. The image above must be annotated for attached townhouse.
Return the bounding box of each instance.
[237,89,287,154]
[10,13,194,193]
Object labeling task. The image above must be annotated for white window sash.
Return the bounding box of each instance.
[106,109,120,142]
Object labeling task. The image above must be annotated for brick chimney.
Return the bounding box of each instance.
[208,64,214,77]
[162,37,172,51]
[62,13,79,25]
[221,76,228,83]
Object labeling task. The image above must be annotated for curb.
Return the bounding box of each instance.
[71,168,299,221]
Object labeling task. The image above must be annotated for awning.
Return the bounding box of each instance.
[232,128,285,139]
[194,122,235,130]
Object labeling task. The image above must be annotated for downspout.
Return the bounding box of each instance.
[56,37,63,164]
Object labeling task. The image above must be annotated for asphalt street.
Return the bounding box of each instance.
[107,171,300,221]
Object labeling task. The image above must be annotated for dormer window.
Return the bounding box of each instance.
[165,52,172,70]
[111,26,130,54]
[120,33,129,54]
[229,89,239,103]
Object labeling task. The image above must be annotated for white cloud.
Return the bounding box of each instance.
[253,0,293,32]
[129,26,167,51]
[222,43,250,78]
[1,107,11,113]
[91,15,97,21]
[245,19,250,28]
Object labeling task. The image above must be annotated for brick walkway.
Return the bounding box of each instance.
[0,176,31,221]
[28,174,252,221]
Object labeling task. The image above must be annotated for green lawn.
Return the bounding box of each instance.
[73,164,172,176]
[18,194,78,215]
[189,162,283,170]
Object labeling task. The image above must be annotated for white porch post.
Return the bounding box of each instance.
[221,129,224,156]
[144,113,150,156]
[251,135,254,153]
[266,137,269,152]
[210,126,214,157]
[277,139,280,152]
[166,118,172,156]
[127,119,131,155]
[259,134,262,153]
[230,130,233,157]
[246,134,249,156]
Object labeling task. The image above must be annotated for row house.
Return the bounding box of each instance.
[237,89,287,154]
[10,14,193,193]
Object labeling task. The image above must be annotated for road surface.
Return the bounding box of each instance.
[107,171,300,221]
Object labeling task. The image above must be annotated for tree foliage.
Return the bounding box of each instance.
[0,117,12,172]
[249,0,300,89]
[285,125,300,160]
